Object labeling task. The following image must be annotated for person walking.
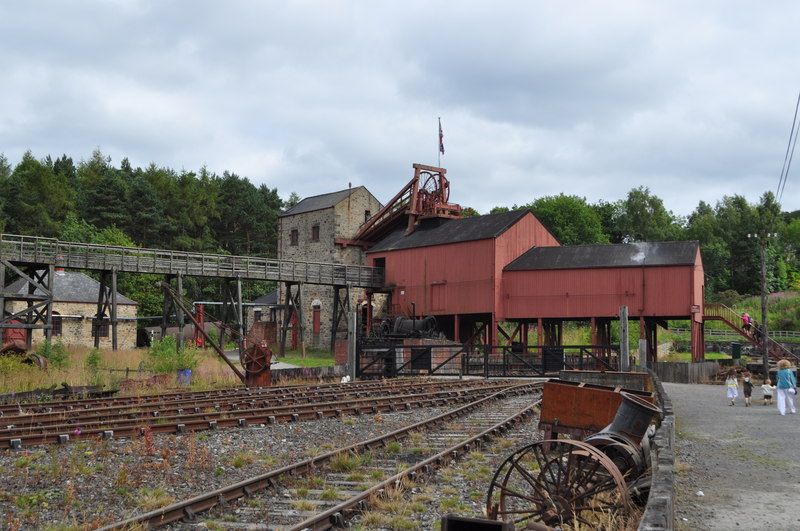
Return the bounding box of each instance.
[741,312,752,334]
[742,371,754,407]
[775,359,797,416]
[725,369,739,406]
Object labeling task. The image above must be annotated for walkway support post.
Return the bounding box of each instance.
[330,285,350,354]
[348,308,357,380]
[175,272,184,350]
[619,306,630,371]
[110,268,118,351]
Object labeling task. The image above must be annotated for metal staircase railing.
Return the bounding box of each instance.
[705,302,799,364]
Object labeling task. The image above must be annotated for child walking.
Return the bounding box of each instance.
[775,359,797,416]
[742,371,753,407]
[725,370,738,406]
[761,379,776,405]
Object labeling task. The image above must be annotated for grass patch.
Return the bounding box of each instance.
[321,486,339,501]
[330,452,364,473]
[0,345,241,395]
[135,487,175,511]
[385,441,402,455]
[292,499,315,511]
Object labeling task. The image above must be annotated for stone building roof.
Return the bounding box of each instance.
[8,270,138,305]
[280,186,370,217]
[504,241,701,271]
[251,289,279,306]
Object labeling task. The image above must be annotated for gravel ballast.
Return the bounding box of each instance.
[0,405,457,528]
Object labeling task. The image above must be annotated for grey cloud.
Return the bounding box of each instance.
[0,0,798,216]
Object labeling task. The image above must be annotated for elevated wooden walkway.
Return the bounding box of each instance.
[0,234,384,288]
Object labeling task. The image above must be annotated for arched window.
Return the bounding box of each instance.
[51,311,62,337]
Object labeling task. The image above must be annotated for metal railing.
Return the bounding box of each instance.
[0,234,385,288]
[670,327,800,339]
[356,339,618,378]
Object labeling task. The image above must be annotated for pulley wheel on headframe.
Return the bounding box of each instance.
[486,439,631,529]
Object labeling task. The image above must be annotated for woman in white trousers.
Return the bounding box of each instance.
[775,359,797,415]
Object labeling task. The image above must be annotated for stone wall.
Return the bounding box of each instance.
[277,187,383,349]
[7,300,138,349]
[638,370,675,531]
[558,370,654,392]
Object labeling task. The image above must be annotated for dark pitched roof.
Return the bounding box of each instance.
[368,209,530,253]
[8,270,137,304]
[280,186,369,217]
[251,289,278,306]
[504,241,700,271]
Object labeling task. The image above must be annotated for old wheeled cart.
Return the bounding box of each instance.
[486,378,662,529]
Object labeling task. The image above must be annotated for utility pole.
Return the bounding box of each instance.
[748,231,777,377]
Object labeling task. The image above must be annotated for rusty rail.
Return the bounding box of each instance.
[99,382,541,530]
[2,381,521,448]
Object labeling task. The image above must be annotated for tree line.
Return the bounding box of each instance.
[472,189,800,298]
[1,150,799,310]
[0,150,283,316]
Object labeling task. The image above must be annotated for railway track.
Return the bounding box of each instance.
[101,382,542,530]
[0,378,463,415]
[1,379,523,448]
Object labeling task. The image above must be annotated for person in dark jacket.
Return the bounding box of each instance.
[742,371,754,406]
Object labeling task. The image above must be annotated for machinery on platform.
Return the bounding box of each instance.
[486,380,662,528]
[373,315,443,339]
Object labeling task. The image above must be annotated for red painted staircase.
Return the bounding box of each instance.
[704,303,800,365]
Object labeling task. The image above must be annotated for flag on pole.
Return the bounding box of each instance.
[438,117,445,155]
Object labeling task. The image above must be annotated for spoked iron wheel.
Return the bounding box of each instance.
[240,343,270,375]
[486,439,631,529]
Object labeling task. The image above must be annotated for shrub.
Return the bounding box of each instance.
[146,337,199,373]
[85,348,102,386]
[36,341,69,368]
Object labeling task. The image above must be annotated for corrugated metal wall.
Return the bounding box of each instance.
[369,212,561,318]
[503,265,698,319]
[493,214,561,320]
[369,238,496,316]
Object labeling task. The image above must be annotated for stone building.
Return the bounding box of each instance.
[5,270,138,349]
[278,186,382,349]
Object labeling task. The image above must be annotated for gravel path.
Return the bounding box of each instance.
[666,382,800,530]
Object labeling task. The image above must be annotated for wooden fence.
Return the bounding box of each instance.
[652,361,721,384]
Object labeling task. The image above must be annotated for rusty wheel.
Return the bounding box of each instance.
[240,343,270,375]
[486,440,631,529]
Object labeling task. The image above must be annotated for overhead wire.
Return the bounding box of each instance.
[777,91,800,203]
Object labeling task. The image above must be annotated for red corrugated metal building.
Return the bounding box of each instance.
[366,209,705,362]
[366,210,560,345]
[502,242,705,362]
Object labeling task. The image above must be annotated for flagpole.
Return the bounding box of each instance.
[438,117,441,167]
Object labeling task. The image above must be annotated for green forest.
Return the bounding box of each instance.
[1,150,799,318]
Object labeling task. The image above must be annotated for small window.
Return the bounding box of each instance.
[92,314,109,338]
[51,311,62,337]
[311,225,320,242]
[364,210,371,223]
[254,310,263,322]
[290,229,299,246]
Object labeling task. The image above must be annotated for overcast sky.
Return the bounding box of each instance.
[1,1,798,215]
